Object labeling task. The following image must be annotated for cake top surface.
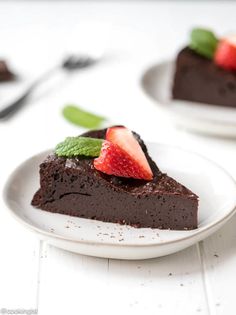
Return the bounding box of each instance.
[42,128,197,198]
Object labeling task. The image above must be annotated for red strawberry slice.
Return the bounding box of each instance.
[106,127,153,179]
[214,35,236,71]
[94,140,153,180]
[106,126,153,179]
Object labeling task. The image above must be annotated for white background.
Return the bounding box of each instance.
[1,1,236,314]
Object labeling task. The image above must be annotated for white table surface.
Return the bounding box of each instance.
[1,1,236,314]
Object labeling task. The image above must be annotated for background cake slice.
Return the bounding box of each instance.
[172,28,236,107]
[32,128,198,230]
[0,60,15,82]
[172,47,236,107]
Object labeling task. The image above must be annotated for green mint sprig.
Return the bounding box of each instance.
[63,105,106,129]
[55,136,103,158]
[189,28,218,59]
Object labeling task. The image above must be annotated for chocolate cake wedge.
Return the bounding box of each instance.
[0,60,15,82]
[172,28,236,107]
[32,128,198,230]
[172,47,236,107]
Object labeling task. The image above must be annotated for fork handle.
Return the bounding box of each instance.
[0,66,59,120]
[0,90,32,119]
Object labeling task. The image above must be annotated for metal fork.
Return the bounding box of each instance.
[0,54,98,120]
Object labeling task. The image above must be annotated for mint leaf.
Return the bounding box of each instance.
[189,28,218,59]
[55,136,103,157]
[63,105,106,129]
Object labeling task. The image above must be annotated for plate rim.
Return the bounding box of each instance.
[3,144,236,248]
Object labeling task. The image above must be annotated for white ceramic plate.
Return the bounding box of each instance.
[3,143,236,260]
[141,61,236,138]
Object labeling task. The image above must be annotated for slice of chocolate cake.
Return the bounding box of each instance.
[32,128,198,230]
[172,47,236,107]
[0,60,15,82]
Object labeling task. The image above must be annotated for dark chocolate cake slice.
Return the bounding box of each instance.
[172,47,236,107]
[32,128,198,230]
[0,60,15,82]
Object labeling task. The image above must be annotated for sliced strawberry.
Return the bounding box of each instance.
[94,140,153,180]
[214,36,236,71]
[106,126,153,178]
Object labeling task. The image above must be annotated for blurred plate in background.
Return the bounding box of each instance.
[141,61,236,138]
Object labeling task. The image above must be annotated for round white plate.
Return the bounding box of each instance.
[3,143,236,260]
[141,61,236,138]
